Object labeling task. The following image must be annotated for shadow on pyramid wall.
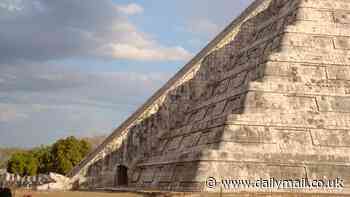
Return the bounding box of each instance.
[85,0,300,190]
[83,0,350,193]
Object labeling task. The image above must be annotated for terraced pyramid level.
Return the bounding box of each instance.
[68,0,350,194]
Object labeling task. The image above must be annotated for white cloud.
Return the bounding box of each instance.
[99,16,193,61]
[0,0,24,12]
[0,0,256,147]
[0,0,190,63]
[0,63,173,146]
[101,43,192,61]
[116,3,144,15]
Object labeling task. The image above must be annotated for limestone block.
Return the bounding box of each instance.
[223,126,313,152]
[285,21,350,37]
[191,120,208,132]
[327,66,350,81]
[334,36,350,50]
[154,165,175,183]
[156,139,168,154]
[247,44,267,60]
[264,61,327,83]
[197,128,223,145]
[228,71,248,90]
[165,136,183,151]
[177,125,192,136]
[262,165,306,180]
[213,100,227,116]
[180,133,201,149]
[205,100,226,119]
[311,129,350,147]
[297,8,333,23]
[208,162,306,181]
[280,33,334,50]
[274,129,313,152]
[306,165,350,188]
[254,22,280,44]
[300,0,350,11]
[189,108,207,123]
[218,61,255,83]
[223,125,274,143]
[334,11,350,24]
[269,47,350,66]
[200,84,214,101]
[206,116,226,128]
[213,79,229,96]
[172,163,200,182]
[249,80,350,97]
[234,52,249,67]
[229,112,350,130]
[316,96,350,113]
[139,168,155,183]
[100,171,114,187]
[224,95,245,114]
[228,112,305,128]
[245,91,318,112]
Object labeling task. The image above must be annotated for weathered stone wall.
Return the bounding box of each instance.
[69,1,274,182]
[126,0,301,191]
[69,0,273,187]
[71,0,350,194]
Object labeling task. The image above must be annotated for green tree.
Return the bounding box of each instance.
[0,147,25,169]
[7,152,26,175]
[24,155,38,176]
[51,136,91,174]
[6,136,92,176]
[31,146,53,174]
[7,152,38,176]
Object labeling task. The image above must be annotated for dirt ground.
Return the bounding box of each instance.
[11,190,350,197]
[13,190,142,197]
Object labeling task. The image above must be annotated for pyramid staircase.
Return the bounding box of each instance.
[69,0,350,194]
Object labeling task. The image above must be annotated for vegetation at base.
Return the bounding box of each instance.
[0,148,25,169]
[6,136,92,176]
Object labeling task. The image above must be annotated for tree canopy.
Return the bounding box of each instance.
[51,136,91,174]
[7,151,38,176]
[6,136,91,176]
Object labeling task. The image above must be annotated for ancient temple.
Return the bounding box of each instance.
[68,0,350,193]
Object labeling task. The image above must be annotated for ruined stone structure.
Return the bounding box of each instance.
[0,171,70,190]
[69,0,350,193]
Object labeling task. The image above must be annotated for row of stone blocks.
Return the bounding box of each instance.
[73,0,350,194]
[130,161,349,192]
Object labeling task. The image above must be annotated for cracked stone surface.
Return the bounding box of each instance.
[68,0,350,194]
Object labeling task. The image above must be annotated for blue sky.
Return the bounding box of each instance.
[0,0,252,148]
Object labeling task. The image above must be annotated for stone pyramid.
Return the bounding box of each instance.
[69,0,350,193]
